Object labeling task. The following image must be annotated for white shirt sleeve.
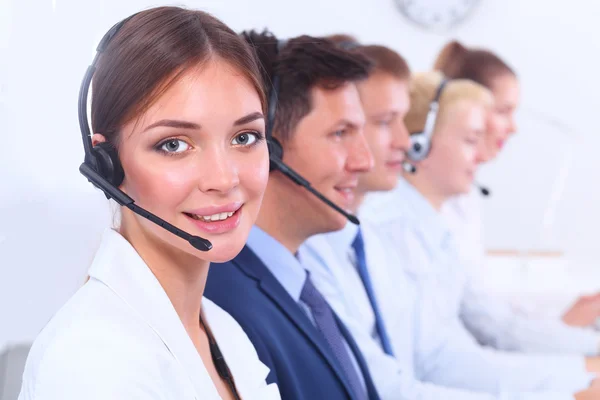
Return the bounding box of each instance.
[415,310,594,394]
[444,193,600,356]
[381,221,593,397]
[461,281,600,355]
[302,228,579,400]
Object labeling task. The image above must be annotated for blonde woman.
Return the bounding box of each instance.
[436,40,600,357]
[360,71,600,399]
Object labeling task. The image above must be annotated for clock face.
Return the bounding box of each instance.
[395,0,481,32]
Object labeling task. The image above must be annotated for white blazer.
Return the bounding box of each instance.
[18,229,281,400]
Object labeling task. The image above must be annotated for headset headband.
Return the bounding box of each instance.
[78,14,138,164]
[421,78,448,137]
[265,39,287,141]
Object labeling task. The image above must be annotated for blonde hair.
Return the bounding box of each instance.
[405,71,494,135]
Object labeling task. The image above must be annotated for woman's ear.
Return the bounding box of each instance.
[91,133,107,147]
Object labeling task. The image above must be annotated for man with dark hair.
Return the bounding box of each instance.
[205,31,380,400]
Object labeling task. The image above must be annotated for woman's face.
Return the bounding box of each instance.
[97,59,269,263]
[484,73,520,161]
[420,100,486,198]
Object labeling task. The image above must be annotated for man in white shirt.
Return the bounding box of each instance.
[302,59,600,399]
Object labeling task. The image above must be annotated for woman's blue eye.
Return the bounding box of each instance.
[159,139,190,153]
[232,132,258,146]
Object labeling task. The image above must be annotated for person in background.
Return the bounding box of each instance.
[435,40,600,355]
[303,40,600,397]
[18,7,280,400]
[205,31,381,400]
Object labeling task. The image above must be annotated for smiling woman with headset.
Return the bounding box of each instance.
[18,6,280,400]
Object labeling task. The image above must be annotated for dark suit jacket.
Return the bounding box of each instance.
[205,245,380,400]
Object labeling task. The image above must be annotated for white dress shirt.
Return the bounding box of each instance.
[350,178,597,397]
[18,229,280,400]
[301,220,585,400]
[442,191,600,356]
[441,191,485,277]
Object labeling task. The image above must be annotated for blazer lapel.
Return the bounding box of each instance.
[89,229,217,399]
[233,246,358,399]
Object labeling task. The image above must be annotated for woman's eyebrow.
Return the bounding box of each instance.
[233,112,264,126]
[143,119,201,132]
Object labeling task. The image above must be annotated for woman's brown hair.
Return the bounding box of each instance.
[91,6,266,147]
[434,40,515,89]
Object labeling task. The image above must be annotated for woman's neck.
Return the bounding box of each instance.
[120,217,209,333]
[403,173,448,211]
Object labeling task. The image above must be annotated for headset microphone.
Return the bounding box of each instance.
[475,183,491,197]
[267,39,360,225]
[269,156,359,225]
[402,161,416,174]
[78,15,212,252]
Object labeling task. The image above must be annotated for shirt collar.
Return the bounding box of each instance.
[323,222,359,254]
[363,178,452,250]
[246,225,307,302]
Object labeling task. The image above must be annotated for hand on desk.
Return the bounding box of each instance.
[585,357,600,374]
[562,293,600,327]
[575,377,600,400]
[575,385,600,400]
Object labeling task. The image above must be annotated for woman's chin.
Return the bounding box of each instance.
[203,247,246,264]
[196,235,248,264]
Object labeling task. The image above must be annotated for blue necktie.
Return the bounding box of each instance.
[300,275,366,400]
[352,229,395,356]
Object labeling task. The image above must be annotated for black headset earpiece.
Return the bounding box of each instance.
[77,12,212,252]
[267,137,283,170]
[407,78,449,163]
[266,39,287,171]
[90,142,125,187]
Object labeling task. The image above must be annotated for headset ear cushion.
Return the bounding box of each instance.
[92,142,125,187]
[267,138,284,171]
[407,132,431,162]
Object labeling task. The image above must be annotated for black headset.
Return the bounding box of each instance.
[265,39,359,225]
[78,14,212,252]
[406,78,448,162]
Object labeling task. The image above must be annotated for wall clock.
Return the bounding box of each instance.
[395,0,482,32]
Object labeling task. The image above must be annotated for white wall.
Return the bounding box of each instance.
[1,0,599,349]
